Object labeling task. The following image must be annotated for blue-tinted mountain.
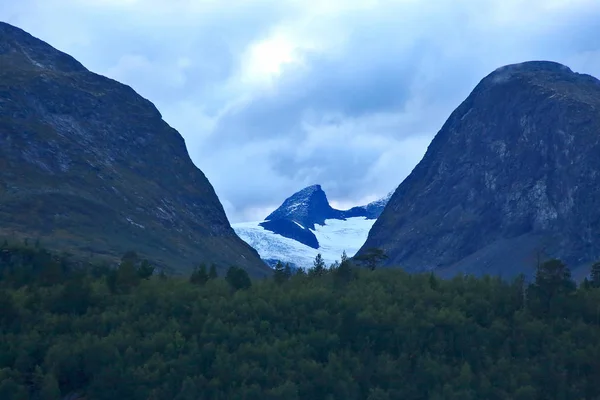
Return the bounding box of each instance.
[258,184,390,249]
[0,22,269,277]
[359,61,600,280]
[264,185,340,230]
[344,191,394,219]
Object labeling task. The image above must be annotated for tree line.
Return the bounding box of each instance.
[1,239,600,399]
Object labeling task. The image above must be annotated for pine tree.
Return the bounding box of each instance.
[116,257,140,292]
[582,277,592,290]
[283,263,293,279]
[225,266,252,291]
[310,253,326,277]
[354,247,388,271]
[530,258,576,315]
[190,264,209,285]
[121,250,140,265]
[336,252,353,282]
[534,259,574,295]
[209,264,218,280]
[590,261,600,288]
[273,261,288,285]
[137,259,155,280]
[428,272,439,290]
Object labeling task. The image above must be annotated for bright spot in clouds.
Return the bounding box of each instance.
[243,35,299,84]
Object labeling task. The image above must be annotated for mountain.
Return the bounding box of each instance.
[264,184,341,229]
[233,185,391,269]
[358,61,600,280]
[0,22,269,277]
[261,184,390,249]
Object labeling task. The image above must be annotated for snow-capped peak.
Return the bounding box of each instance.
[232,185,395,270]
[265,184,335,229]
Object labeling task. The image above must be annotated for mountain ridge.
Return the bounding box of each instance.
[0,21,270,276]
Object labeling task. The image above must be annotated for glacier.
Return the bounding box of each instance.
[233,217,376,270]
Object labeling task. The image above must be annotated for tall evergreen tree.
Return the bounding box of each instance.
[225,266,252,291]
[208,264,218,280]
[336,256,353,282]
[190,264,209,285]
[530,258,575,316]
[354,248,388,271]
[121,250,140,265]
[341,250,348,264]
[590,261,600,288]
[116,257,140,293]
[310,253,326,277]
[534,258,574,295]
[137,259,155,280]
[283,263,293,280]
[273,261,288,285]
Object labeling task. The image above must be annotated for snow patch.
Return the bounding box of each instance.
[293,221,305,229]
[126,217,145,229]
[233,217,375,270]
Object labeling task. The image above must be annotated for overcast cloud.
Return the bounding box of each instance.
[3,0,600,222]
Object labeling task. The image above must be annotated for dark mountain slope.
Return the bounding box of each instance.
[359,61,600,279]
[0,22,269,276]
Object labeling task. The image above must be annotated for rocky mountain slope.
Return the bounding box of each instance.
[233,185,391,268]
[359,61,600,279]
[0,22,269,276]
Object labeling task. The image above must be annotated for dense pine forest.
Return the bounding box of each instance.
[1,241,600,400]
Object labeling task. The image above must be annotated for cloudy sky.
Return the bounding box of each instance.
[2,0,600,222]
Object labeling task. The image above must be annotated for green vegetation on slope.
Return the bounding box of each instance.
[1,241,600,399]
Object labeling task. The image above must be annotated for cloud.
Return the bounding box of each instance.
[3,0,600,222]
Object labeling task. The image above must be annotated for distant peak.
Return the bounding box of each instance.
[298,184,322,193]
[284,184,326,203]
[375,190,395,204]
[272,184,327,208]
[265,184,333,228]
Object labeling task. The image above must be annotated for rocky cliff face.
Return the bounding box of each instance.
[359,61,600,279]
[0,22,269,276]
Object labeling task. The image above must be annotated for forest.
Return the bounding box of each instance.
[1,240,600,400]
